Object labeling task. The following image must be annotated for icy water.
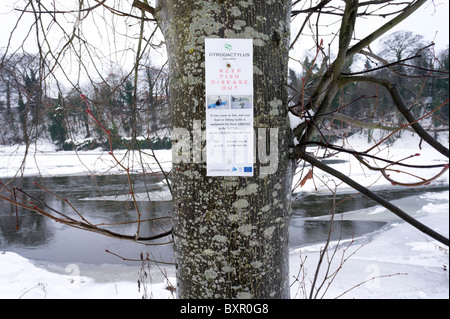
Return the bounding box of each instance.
[0,174,447,266]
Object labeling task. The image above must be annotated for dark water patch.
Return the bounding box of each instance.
[1,175,447,265]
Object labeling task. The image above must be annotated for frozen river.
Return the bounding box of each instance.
[1,174,447,266]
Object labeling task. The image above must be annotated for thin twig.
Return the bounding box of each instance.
[297,152,449,247]
[105,249,174,265]
[334,273,408,299]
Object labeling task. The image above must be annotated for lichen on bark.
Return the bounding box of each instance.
[156,0,294,299]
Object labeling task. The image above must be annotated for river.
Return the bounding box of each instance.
[0,174,448,269]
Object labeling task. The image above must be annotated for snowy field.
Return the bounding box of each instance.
[0,132,448,299]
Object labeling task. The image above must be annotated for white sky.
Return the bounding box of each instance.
[1,0,448,89]
[394,0,449,51]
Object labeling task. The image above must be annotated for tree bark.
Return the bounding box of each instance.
[155,0,294,299]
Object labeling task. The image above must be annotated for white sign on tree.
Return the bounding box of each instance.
[205,38,254,177]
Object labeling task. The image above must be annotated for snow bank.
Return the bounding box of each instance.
[1,191,448,299]
[0,132,448,299]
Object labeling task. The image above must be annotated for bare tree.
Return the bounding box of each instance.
[380,30,427,62]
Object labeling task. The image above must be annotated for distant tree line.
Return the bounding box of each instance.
[0,52,171,150]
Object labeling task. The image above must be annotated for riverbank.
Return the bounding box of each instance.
[1,131,448,192]
[1,132,448,298]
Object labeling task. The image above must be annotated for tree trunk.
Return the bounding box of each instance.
[156,0,294,299]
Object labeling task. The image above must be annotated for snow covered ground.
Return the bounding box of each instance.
[0,132,449,299]
[1,196,448,299]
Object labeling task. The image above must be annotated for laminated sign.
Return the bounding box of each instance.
[205,38,254,177]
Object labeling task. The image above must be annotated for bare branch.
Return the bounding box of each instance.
[296,151,449,247]
[353,47,449,79]
[347,0,427,57]
[14,0,107,15]
[340,75,449,158]
[105,249,175,265]
[132,0,156,16]
[303,141,448,170]
[320,112,449,133]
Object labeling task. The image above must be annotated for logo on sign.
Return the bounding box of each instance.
[225,43,232,51]
[244,167,252,173]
